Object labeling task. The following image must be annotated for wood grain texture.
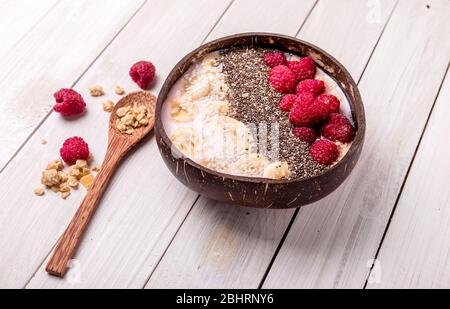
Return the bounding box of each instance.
[367,69,450,289]
[146,0,395,289]
[0,0,145,169]
[0,0,59,58]
[22,0,232,289]
[46,92,156,277]
[263,0,450,289]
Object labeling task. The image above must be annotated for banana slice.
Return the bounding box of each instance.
[201,53,220,68]
[215,117,255,159]
[218,117,252,139]
[229,154,269,177]
[202,100,229,118]
[170,97,197,122]
[187,78,211,100]
[263,161,290,180]
[170,127,201,158]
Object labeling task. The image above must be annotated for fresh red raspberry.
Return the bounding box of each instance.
[60,136,90,165]
[129,60,155,89]
[268,65,297,93]
[294,92,315,108]
[295,79,324,97]
[279,94,297,112]
[264,51,287,68]
[321,113,355,143]
[315,94,340,114]
[310,139,339,165]
[293,127,318,144]
[287,56,316,81]
[290,101,329,127]
[53,88,86,117]
[328,112,350,125]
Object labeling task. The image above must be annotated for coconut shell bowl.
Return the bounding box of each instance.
[155,33,365,209]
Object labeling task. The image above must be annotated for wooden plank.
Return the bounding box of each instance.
[146,0,396,289]
[263,0,450,289]
[17,0,233,289]
[367,69,450,289]
[0,0,59,58]
[0,0,145,169]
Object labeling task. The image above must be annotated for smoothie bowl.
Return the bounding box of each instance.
[155,33,365,209]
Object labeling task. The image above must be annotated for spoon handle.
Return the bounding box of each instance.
[46,140,123,277]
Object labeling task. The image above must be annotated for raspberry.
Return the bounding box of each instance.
[268,65,297,93]
[290,100,329,127]
[328,112,350,125]
[129,60,155,89]
[279,94,297,112]
[321,113,355,143]
[53,88,86,117]
[315,94,340,114]
[310,139,339,165]
[60,136,90,165]
[287,56,316,81]
[264,51,287,68]
[295,79,324,97]
[294,92,315,108]
[293,127,318,144]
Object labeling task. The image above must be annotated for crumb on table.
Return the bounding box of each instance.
[34,188,44,196]
[115,85,125,95]
[103,100,114,112]
[89,85,104,97]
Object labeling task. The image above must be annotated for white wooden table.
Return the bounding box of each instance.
[0,0,449,289]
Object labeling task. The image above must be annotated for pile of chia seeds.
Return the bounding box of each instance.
[219,47,328,180]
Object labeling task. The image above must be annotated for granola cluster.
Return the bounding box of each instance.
[89,84,126,113]
[88,85,104,97]
[115,104,151,134]
[36,158,100,199]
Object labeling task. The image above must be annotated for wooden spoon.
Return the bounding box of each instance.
[46,91,156,277]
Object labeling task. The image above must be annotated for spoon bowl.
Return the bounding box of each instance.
[108,91,156,147]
